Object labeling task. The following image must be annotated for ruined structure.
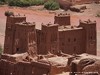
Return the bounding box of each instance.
[36,13,97,55]
[0,12,98,75]
[68,53,100,75]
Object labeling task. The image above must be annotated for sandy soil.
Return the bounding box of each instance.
[0,4,100,55]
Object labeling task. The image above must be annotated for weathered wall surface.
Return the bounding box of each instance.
[59,28,85,54]
[54,13,71,25]
[4,15,26,54]
[79,20,97,55]
[13,22,37,56]
[37,23,59,55]
[0,59,50,75]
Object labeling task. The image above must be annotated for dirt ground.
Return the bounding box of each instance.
[0,4,100,55]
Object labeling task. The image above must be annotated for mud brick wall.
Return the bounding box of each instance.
[31,61,50,75]
[0,59,15,75]
[50,65,69,75]
[4,15,26,54]
[13,62,32,75]
[13,22,37,56]
[54,13,71,26]
[59,29,85,55]
[79,20,97,55]
[37,24,59,55]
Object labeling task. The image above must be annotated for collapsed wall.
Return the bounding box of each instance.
[0,53,72,75]
[68,53,100,75]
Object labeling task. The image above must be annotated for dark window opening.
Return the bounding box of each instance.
[90,36,93,40]
[74,38,76,42]
[68,38,70,42]
[16,48,19,52]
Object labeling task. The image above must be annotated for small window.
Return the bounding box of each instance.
[16,48,19,52]
[68,38,70,42]
[74,38,76,42]
[90,36,93,40]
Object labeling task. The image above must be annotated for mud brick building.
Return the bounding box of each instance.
[36,13,97,55]
[0,12,98,75]
[4,15,37,56]
[4,13,97,55]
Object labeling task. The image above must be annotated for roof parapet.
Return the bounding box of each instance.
[79,19,96,24]
[55,13,70,17]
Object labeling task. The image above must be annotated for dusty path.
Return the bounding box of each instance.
[0,5,100,55]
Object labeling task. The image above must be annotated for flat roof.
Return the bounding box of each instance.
[58,25,83,31]
[38,56,70,67]
[42,23,58,27]
[16,22,35,26]
[80,19,96,24]
[10,14,26,18]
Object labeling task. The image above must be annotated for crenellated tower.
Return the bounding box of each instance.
[37,23,59,54]
[4,15,26,54]
[13,22,37,56]
[54,13,70,26]
[79,19,97,55]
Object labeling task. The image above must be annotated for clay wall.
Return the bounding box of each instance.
[4,15,26,54]
[59,28,85,54]
[37,23,59,55]
[50,65,69,75]
[13,22,37,56]
[0,60,50,75]
[54,13,70,26]
[79,20,97,55]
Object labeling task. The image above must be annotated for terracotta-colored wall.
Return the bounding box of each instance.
[79,20,97,55]
[13,22,37,56]
[37,24,59,54]
[4,16,26,54]
[59,28,85,54]
[4,13,97,56]
[0,60,50,75]
[54,13,71,26]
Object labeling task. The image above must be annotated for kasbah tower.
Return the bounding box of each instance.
[4,12,97,56]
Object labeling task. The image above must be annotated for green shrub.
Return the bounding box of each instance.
[0,0,5,4]
[0,0,5,2]
[8,0,31,7]
[44,0,59,10]
[8,0,45,7]
[5,11,14,16]
[31,0,45,5]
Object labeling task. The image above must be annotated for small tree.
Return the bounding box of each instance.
[44,0,60,10]
[5,11,14,17]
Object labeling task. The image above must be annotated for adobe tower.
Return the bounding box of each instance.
[79,19,97,55]
[13,22,37,56]
[4,15,26,54]
[54,13,70,26]
[4,15,37,56]
[37,23,59,54]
